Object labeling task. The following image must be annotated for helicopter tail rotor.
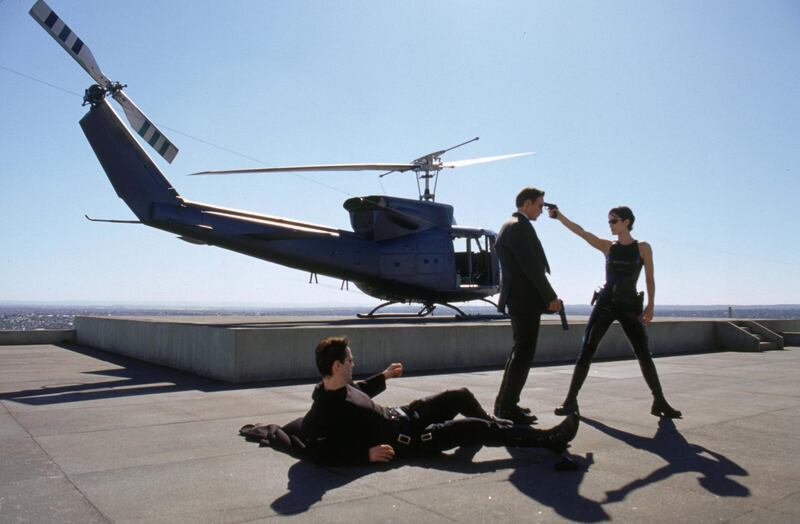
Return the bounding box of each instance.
[29,0,179,164]
[29,0,109,86]
[113,90,178,163]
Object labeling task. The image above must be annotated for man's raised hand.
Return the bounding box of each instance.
[383,363,403,380]
[369,444,396,462]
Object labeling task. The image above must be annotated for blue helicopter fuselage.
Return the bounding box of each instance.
[80,99,500,305]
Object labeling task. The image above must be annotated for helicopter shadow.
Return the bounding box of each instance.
[581,417,750,504]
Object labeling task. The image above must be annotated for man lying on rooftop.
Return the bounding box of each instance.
[258,336,578,466]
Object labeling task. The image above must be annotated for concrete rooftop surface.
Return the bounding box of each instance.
[1,342,799,523]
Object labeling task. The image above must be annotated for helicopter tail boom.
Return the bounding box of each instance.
[80,99,181,221]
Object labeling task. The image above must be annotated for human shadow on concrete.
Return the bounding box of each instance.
[269,446,598,517]
[506,448,609,522]
[270,460,366,515]
[581,417,750,503]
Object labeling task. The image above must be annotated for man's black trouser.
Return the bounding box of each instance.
[562,304,663,402]
[393,388,541,457]
[495,313,541,410]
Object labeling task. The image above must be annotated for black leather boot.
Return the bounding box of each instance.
[651,396,682,418]
[518,414,580,453]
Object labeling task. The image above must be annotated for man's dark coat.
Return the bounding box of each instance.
[496,212,557,316]
[301,373,389,465]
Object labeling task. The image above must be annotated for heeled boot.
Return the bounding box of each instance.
[651,396,682,418]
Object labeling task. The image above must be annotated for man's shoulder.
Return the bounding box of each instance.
[499,214,533,239]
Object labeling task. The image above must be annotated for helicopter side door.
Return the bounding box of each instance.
[452,228,500,289]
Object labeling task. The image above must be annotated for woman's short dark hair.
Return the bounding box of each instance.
[516,187,545,208]
[609,206,635,230]
[315,336,349,376]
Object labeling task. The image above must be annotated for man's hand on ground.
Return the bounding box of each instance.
[369,444,395,462]
[383,363,403,380]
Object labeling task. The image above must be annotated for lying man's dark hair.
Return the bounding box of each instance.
[315,336,349,376]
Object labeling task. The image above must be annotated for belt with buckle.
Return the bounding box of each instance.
[396,431,433,445]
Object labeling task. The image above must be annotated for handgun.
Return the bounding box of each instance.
[544,202,559,219]
[558,300,569,330]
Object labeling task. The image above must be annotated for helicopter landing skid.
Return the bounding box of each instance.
[357,301,435,319]
[357,301,473,319]
[446,297,509,320]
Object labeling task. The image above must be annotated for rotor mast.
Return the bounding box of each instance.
[413,137,479,202]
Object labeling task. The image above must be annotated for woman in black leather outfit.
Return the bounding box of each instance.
[549,205,681,419]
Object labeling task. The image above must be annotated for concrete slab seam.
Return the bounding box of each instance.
[1,406,112,523]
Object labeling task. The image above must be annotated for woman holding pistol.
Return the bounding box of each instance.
[548,205,681,419]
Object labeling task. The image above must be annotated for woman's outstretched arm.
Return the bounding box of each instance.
[550,208,612,255]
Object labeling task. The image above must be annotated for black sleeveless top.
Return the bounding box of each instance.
[598,241,642,306]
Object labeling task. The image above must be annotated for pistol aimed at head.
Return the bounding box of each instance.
[544,202,559,219]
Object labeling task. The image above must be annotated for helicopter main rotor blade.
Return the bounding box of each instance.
[29,0,179,164]
[189,163,416,176]
[413,137,480,163]
[29,0,110,87]
[441,152,534,169]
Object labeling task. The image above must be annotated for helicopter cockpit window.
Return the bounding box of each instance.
[452,231,497,287]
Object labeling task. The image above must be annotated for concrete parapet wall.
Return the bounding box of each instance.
[759,319,800,335]
[75,317,236,381]
[0,329,75,346]
[72,316,753,383]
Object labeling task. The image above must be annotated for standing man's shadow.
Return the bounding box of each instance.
[506,448,610,522]
[582,417,750,503]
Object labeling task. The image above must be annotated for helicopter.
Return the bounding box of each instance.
[29,0,533,318]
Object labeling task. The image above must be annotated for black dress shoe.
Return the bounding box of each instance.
[508,404,537,422]
[554,399,579,416]
[651,397,682,419]
[487,415,514,428]
[494,405,537,424]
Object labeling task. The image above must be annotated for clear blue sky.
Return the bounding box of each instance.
[1,1,798,306]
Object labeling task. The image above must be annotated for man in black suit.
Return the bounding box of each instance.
[494,187,561,424]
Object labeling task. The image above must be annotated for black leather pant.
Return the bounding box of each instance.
[396,388,546,456]
[495,313,541,409]
[563,304,664,403]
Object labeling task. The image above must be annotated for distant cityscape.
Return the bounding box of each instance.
[1,303,798,331]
